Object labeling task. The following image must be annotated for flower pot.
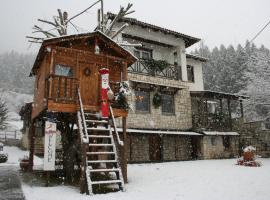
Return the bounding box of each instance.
[20,159,30,171]
[243,151,254,161]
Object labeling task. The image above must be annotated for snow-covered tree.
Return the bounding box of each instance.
[0,97,8,130]
[242,48,270,121]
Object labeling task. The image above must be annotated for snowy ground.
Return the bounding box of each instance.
[2,146,270,200]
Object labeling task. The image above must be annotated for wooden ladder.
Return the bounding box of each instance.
[77,88,125,195]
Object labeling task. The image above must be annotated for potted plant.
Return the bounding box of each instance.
[19,155,30,171]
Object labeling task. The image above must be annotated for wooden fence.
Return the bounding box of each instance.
[0,130,22,142]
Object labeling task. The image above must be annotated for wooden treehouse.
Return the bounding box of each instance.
[29,31,136,194]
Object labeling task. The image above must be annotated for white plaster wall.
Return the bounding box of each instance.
[114,22,187,76]
[186,58,204,91]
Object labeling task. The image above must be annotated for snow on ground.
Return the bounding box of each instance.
[22,159,270,200]
[3,146,270,200]
[0,146,42,167]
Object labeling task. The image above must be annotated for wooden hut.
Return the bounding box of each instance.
[29,31,136,194]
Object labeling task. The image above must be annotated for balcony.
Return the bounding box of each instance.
[128,59,180,80]
[46,75,78,104]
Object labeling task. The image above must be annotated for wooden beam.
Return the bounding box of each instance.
[219,98,223,113]
[122,117,128,183]
[28,120,36,171]
[240,99,244,118]
[227,99,232,130]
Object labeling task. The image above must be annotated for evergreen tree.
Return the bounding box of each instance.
[0,97,8,130]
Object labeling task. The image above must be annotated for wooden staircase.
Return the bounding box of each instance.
[77,88,125,195]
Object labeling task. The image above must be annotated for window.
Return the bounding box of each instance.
[161,93,175,114]
[211,137,217,146]
[135,90,150,112]
[223,136,230,150]
[134,49,152,60]
[55,64,74,77]
[187,65,195,82]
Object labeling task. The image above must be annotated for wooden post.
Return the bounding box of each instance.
[219,99,223,113]
[240,99,244,118]
[121,117,128,183]
[28,120,36,171]
[46,171,50,187]
[80,142,88,194]
[121,61,128,183]
[227,99,232,130]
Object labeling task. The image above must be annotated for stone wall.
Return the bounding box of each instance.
[127,133,150,162]
[200,136,239,159]
[163,135,193,161]
[126,133,194,163]
[125,74,192,130]
[235,120,270,157]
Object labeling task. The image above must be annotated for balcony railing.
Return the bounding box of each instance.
[192,113,232,131]
[128,59,180,80]
[46,75,78,103]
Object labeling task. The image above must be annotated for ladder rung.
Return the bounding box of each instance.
[89,144,113,147]
[88,135,111,138]
[85,120,108,124]
[87,152,115,155]
[91,180,122,185]
[87,127,110,131]
[88,160,117,163]
[88,168,120,172]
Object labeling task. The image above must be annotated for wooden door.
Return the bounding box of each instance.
[149,135,162,161]
[79,62,99,107]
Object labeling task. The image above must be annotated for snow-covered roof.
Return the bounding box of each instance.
[107,12,201,48]
[203,131,239,136]
[190,90,249,100]
[30,31,137,76]
[122,129,201,136]
[186,53,208,62]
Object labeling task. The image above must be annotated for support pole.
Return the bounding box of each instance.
[219,99,223,114]
[240,99,244,118]
[121,117,128,183]
[28,120,36,171]
[227,99,232,130]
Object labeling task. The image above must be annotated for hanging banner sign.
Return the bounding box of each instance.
[44,121,57,171]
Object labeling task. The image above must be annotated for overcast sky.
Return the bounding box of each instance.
[0,0,269,53]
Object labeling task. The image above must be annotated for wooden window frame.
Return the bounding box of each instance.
[161,93,175,115]
[135,89,151,113]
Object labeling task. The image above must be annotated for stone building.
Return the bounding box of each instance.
[109,13,247,161]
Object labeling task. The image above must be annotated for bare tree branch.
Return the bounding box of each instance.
[26,36,44,40]
[111,23,128,39]
[105,3,133,35]
[68,0,101,22]
[38,19,57,27]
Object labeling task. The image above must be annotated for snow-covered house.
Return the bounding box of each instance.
[107,13,246,161]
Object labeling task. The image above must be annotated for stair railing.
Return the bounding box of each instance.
[109,106,124,146]
[77,87,92,194]
[77,88,89,142]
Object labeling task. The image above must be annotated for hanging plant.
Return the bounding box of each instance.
[142,59,170,72]
[114,81,131,110]
[153,92,162,108]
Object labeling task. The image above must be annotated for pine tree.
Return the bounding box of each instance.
[0,97,8,130]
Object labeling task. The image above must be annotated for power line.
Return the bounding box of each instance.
[250,19,270,43]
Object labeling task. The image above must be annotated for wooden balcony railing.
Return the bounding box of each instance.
[128,59,179,80]
[192,113,232,131]
[46,75,78,103]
